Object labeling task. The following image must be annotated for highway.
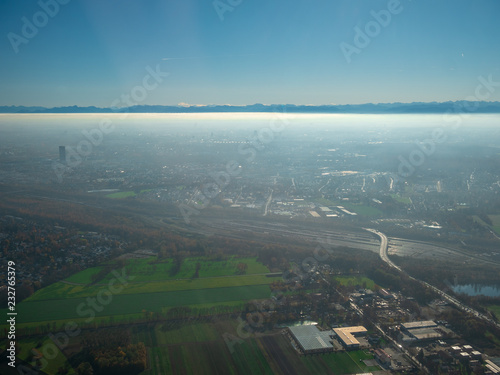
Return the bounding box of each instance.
[365,228,402,273]
[197,216,500,267]
[365,228,500,330]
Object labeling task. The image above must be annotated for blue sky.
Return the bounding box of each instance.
[0,0,499,107]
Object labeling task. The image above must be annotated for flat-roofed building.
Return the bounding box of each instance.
[459,352,470,362]
[333,326,367,349]
[401,320,445,342]
[309,211,321,217]
[401,320,437,330]
[408,327,442,340]
[59,146,66,162]
[288,325,334,354]
[400,320,444,343]
[462,345,473,353]
[471,351,482,360]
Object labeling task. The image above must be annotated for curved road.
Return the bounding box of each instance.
[365,228,500,330]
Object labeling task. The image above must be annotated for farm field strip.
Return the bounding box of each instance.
[10,313,146,331]
[229,338,274,375]
[302,350,379,374]
[11,284,272,323]
[27,274,273,301]
[150,322,219,346]
[64,266,104,284]
[100,256,270,283]
[8,302,248,332]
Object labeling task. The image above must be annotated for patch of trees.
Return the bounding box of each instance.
[74,329,147,375]
[192,262,201,278]
[395,256,500,291]
[440,308,500,355]
[370,267,401,290]
[368,265,437,304]
[236,262,248,274]
[257,245,290,271]
[90,259,125,284]
[169,253,184,276]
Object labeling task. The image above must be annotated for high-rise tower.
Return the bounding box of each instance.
[59,146,66,163]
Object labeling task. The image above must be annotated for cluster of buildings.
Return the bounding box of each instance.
[286,319,500,374]
[399,320,446,343]
[286,323,413,372]
[415,341,500,374]
[0,215,125,286]
[286,324,368,354]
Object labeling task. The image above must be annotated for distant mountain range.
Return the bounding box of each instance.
[1,101,500,114]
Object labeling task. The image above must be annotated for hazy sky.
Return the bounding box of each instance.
[1,0,499,107]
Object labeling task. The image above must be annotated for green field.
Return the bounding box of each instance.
[487,305,500,319]
[391,194,411,204]
[64,266,104,284]
[334,275,375,290]
[26,256,270,302]
[473,214,500,235]
[105,189,154,199]
[489,215,500,235]
[14,284,271,323]
[342,202,382,217]
[28,274,272,302]
[105,191,137,199]
[100,256,270,283]
[0,256,275,327]
[314,198,382,217]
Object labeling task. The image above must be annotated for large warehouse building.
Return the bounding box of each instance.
[333,326,368,349]
[288,325,334,354]
[401,320,442,341]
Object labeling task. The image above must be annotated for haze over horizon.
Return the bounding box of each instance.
[1,0,500,107]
